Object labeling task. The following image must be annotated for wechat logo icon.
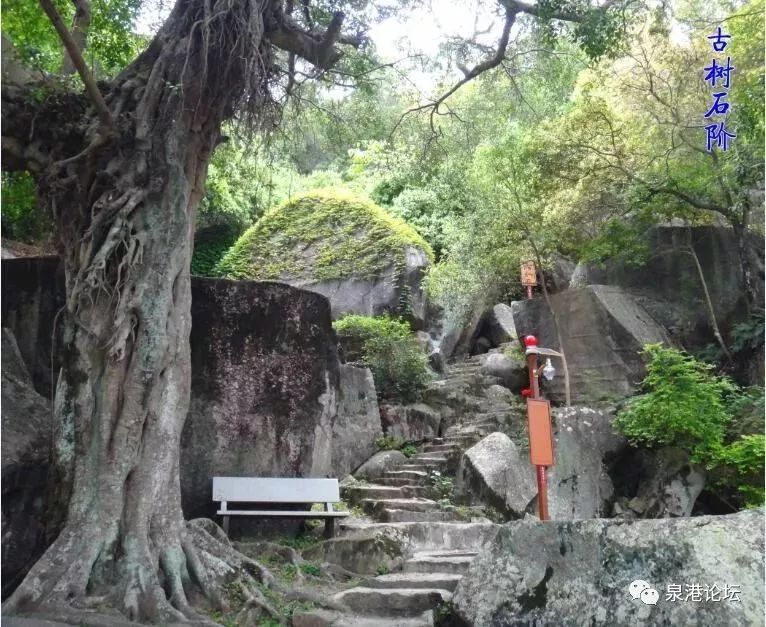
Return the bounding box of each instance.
[629,580,659,605]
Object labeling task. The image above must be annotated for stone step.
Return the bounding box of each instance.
[409,455,448,463]
[379,509,460,523]
[421,443,461,454]
[403,553,476,575]
[379,476,416,487]
[293,608,435,626]
[336,521,500,553]
[344,485,404,504]
[361,498,439,514]
[398,462,445,471]
[366,573,463,592]
[384,470,429,482]
[400,485,431,498]
[333,587,452,617]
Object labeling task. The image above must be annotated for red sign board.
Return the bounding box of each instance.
[527,398,554,466]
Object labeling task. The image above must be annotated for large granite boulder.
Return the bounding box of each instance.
[480,351,527,392]
[456,432,537,519]
[181,279,382,519]
[1,329,52,596]
[332,365,382,478]
[379,402,441,441]
[482,303,518,346]
[511,285,670,403]
[544,253,577,293]
[545,406,627,520]
[453,509,764,626]
[215,190,434,328]
[353,450,408,480]
[570,226,764,350]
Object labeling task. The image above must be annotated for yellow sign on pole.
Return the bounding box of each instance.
[521,261,537,286]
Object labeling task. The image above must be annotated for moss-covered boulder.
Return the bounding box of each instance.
[215,189,434,327]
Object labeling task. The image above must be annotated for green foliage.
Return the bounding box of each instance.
[2,0,145,77]
[0,171,50,243]
[191,224,242,277]
[730,310,765,354]
[615,345,736,461]
[374,435,418,457]
[616,345,764,508]
[215,189,433,282]
[710,435,765,507]
[334,314,431,403]
[276,534,319,551]
[427,470,455,502]
[578,219,650,267]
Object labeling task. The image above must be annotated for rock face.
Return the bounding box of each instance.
[380,403,442,441]
[511,285,669,403]
[456,432,537,518]
[546,406,627,520]
[1,257,66,398]
[453,509,765,626]
[479,351,527,393]
[570,226,764,350]
[215,190,434,328]
[181,279,382,518]
[482,303,519,345]
[1,329,52,596]
[333,365,382,478]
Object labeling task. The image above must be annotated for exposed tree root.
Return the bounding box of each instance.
[4,518,351,625]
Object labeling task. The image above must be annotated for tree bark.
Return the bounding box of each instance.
[2,0,285,620]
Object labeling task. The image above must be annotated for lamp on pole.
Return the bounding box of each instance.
[523,334,563,521]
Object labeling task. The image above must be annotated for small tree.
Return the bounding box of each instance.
[615,344,764,508]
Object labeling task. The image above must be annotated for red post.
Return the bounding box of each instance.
[524,334,549,521]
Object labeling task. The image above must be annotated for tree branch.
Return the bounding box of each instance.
[62,0,91,75]
[38,0,112,130]
[392,7,517,138]
[266,11,353,70]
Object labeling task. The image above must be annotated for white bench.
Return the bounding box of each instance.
[212,477,349,538]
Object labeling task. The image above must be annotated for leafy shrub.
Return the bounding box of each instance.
[710,435,765,508]
[427,470,455,502]
[616,344,764,508]
[614,344,736,461]
[401,444,418,458]
[334,315,431,402]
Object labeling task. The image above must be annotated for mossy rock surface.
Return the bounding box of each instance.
[215,189,434,282]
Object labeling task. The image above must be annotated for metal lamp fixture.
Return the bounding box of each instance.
[542,358,556,381]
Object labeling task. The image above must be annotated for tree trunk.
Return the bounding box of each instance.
[731,220,758,312]
[3,0,279,620]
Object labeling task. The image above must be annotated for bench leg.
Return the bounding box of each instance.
[222,515,230,536]
[324,517,335,539]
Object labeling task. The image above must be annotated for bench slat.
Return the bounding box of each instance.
[216,510,349,517]
[213,477,341,503]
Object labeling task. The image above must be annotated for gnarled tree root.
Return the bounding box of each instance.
[3,518,349,625]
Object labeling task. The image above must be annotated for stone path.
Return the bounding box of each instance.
[296,349,526,625]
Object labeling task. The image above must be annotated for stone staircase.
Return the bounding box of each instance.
[295,351,527,625]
